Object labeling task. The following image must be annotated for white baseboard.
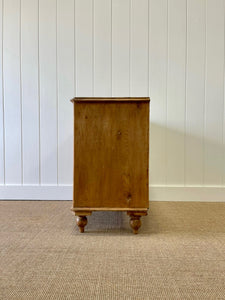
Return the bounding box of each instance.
[0,185,72,200]
[149,186,225,202]
[0,185,225,202]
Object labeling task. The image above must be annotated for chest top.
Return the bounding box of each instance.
[70,97,150,103]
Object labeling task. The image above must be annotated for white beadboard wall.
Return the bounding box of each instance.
[0,0,225,201]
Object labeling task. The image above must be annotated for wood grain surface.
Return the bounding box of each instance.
[73,100,149,209]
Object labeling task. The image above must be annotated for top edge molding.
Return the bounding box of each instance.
[70,97,150,103]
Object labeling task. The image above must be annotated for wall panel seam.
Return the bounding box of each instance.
[203,0,207,186]
[74,0,76,97]
[110,0,112,96]
[147,0,150,97]
[165,0,168,185]
[56,0,59,185]
[20,0,23,185]
[1,0,5,184]
[92,0,94,96]
[184,0,188,187]
[38,0,41,185]
[129,0,131,96]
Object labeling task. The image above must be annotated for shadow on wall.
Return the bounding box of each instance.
[149,122,225,186]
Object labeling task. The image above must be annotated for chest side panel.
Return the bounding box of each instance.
[73,101,149,209]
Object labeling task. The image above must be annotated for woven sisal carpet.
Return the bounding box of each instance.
[0,201,225,299]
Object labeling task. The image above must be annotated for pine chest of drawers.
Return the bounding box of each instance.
[71,97,150,234]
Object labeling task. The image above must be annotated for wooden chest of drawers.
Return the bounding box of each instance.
[71,97,150,234]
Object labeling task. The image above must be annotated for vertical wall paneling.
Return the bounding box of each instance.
[112,0,130,96]
[185,0,206,185]
[0,0,4,184]
[94,0,111,96]
[204,0,225,186]
[166,0,186,185]
[21,0,39,184]
[130,0,148,96]
[75,0,93,96]
[39,0,57,184]
[0,0,225,200]
[3,0,22,184]
[57,0,74,184]
[149,0,168,185]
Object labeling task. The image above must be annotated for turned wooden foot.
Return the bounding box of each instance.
[127,211,147,234]
[73,211,92,233]
[76,216,87,233]
[129,215,141,234]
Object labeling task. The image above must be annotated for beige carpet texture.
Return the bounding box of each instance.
[0,201,225,300]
